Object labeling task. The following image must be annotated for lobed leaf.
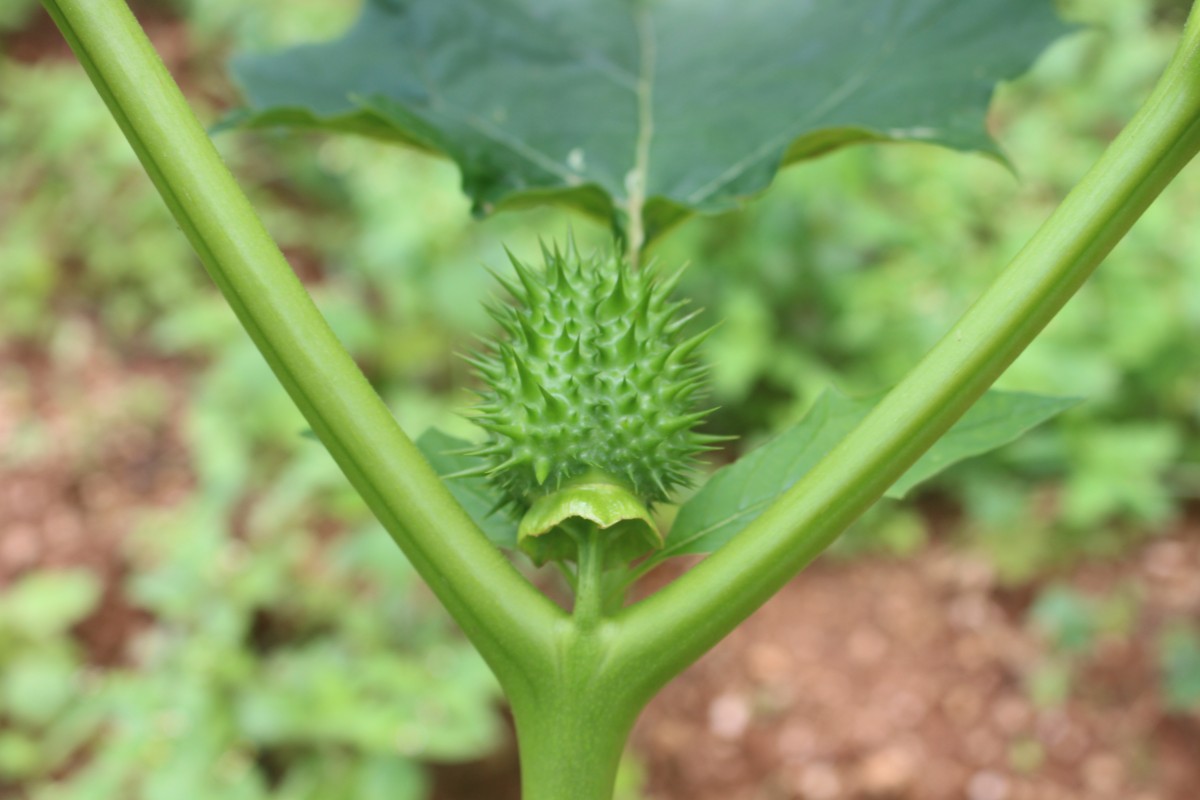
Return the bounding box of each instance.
[231,0,1069,243]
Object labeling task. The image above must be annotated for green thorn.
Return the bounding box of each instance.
[652,261,690,302]
[661,409,716,436]
[477,419,524,439]
[487,453,531,475]
[616,322,639,361]
[443,464,491,479]
[665,307,704,334]
[665,324,718,369]
[506,247,546,303]
[484,264,526,302]
[538,385,569,422]
[517,313,544,354]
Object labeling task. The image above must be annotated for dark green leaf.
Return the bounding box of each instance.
[231,0,1068,241]
[660,389,1077,557]
[891,390,1082,497]
[416,428,517,550]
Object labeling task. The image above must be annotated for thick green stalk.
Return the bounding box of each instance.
[38,0,564,693]
[614,6,1200,698]
[510,625,636,800]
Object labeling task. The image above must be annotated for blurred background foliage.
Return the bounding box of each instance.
[0,0,1198,797]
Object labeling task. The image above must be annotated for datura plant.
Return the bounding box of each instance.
[35,0,1200,797]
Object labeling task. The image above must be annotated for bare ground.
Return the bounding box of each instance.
[633,533,1200,800]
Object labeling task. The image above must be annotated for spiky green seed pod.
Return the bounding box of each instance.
[464,240,720,562]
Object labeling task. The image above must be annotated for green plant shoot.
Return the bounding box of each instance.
[33,0,1200,797]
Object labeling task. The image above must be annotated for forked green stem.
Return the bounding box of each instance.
[511,620,635,800]
[41,0,1200,797]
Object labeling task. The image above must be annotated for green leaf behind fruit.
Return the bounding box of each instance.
[660,389,1078,558]
[231,0,1069,242]
[416,428,517,550]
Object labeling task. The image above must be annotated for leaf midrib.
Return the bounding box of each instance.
[625,5,656,259]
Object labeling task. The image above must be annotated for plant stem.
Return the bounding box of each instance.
[39,0,564,695]
[613,5,1200,697]
[572,525,607,628]
[510,626,640,800]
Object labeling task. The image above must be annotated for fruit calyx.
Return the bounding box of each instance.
[517,471,660,566]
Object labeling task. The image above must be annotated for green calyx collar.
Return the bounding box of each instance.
[518,474,662,566]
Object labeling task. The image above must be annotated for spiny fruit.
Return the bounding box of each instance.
[464,239,720,532]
